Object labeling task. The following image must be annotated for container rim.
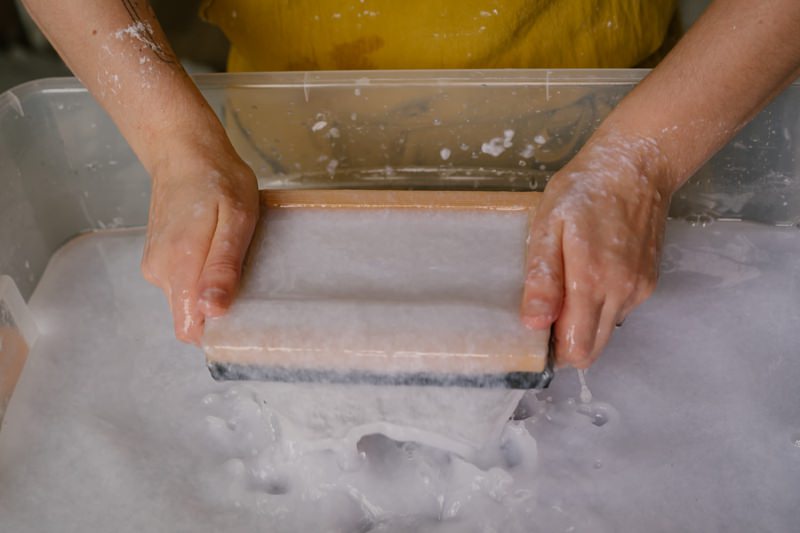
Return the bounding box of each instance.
[0,68,660,103]
[3,68,799,108]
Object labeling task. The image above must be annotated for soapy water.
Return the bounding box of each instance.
[1,220,800,531]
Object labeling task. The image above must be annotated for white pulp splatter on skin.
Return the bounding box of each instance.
[566,324,576,350]
[548,133,667,237]
[114,21,153,41]
[192,202,207,219]
[311,120,328,132]
[440,148,451,161]
[181,291,193,335]
[525,252,555,282]
[113,21,167,59]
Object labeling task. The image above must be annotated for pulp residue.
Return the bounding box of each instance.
[1,220,800,531]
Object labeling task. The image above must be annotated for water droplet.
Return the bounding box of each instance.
[577,369,593,404]
[578,405,609,427]
[591,411,608,427]
[593,460,603,469]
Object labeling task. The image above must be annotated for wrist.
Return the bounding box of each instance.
[139,106,234,180]
[587,125,682,198]
[111,73,229,177]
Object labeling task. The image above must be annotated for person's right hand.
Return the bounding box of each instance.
[141,137,259,344]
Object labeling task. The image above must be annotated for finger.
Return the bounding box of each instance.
[167,282,205,345]
[166,225,217,344]
[521,219,564,330]
[143,216,216,344]
[554,281,604,369]
[590,298,625,361]
[197,204,257,318]
[617,271,658,324]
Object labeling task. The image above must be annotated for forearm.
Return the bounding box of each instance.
[20,0,224,174]
[599,0,800,192]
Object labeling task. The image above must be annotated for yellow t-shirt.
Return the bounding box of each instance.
[201,0,676,72]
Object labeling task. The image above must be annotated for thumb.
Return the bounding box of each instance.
[521,220,564,330]
[197,205,257,318]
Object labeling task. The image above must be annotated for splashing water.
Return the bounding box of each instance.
[577,369,593,404]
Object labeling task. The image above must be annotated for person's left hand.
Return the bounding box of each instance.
[520,132,674,368]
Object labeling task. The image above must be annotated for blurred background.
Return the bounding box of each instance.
[0,0,229,92]
[1,0,712,93]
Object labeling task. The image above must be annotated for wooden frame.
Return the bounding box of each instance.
[260,189,541,212]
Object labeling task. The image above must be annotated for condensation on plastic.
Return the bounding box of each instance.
[0,70,798,300]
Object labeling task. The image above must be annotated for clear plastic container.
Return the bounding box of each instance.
[0,71,799,531]
[0,276,38,426]
[1,70,798,300]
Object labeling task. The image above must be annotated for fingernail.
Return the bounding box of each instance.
[522,315,554,330]
[522,299,555,329]
[524,297,553,315]
[199,288,229,312]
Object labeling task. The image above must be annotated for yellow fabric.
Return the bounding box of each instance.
[201,0,676,72]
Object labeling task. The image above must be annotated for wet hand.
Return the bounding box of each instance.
[141,141,258,344]
[521,133,673,368]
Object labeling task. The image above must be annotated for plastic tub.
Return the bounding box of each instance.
[0,275,37,425]
[1,70,798,301]
[0,71,799,531]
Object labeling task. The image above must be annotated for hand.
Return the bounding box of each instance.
[521,132,673,368]
[141,138,259,344]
